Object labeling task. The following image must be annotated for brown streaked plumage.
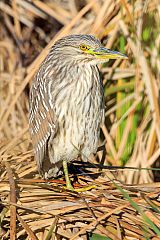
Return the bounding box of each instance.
[29,34,127,190]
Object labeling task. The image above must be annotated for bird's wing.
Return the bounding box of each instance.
[29,77,57,172]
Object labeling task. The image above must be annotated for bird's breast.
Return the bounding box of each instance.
[54,65,103,125]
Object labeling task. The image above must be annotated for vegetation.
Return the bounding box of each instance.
[0,0,160,239]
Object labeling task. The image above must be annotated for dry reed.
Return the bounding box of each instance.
[0,0,160,239]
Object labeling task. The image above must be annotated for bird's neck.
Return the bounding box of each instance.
[44,56,100,91]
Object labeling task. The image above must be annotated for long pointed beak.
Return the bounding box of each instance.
[89,47,128,60]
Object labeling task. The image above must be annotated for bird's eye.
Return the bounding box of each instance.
[80,44,89,51]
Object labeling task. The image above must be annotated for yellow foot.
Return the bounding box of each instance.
[62,159,96,192]
[65,183,96,192]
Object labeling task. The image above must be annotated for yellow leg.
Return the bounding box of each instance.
[63,159,74,191]
[62,160,96,192]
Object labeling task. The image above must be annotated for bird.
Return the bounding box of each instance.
[29,34,127,191]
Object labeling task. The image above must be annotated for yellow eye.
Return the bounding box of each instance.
[80,44,89,51]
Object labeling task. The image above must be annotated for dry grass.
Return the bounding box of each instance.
[0,0,160,239]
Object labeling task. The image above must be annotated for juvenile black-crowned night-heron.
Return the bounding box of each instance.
[29,34,127,191]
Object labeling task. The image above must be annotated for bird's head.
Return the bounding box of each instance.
[52,34,128,65]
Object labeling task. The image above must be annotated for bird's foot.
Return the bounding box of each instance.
[65,182,96,192]
[63,159,96,192]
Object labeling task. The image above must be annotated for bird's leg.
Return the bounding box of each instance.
[62,159,74,191]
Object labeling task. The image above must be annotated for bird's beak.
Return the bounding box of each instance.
[88,47,128,60]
